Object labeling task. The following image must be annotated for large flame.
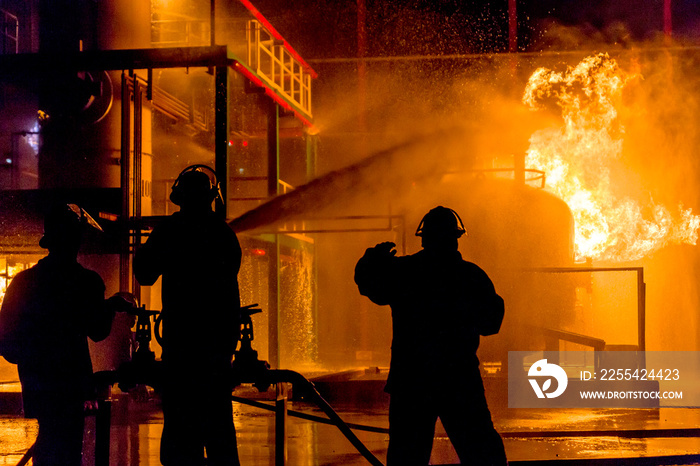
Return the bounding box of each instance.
[523,53,700,262]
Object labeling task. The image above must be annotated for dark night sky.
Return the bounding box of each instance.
[249,0,700,59]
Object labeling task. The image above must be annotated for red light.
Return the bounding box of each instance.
[250,248,266,256]
[242,140,248,147]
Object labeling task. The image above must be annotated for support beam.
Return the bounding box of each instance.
[132,78,143,297]
[508,0,517,52]
[211,0,216,47]
[0,46,232,77]
[305,132,317,181]
[268,101,280,368]
[120,72,131,293]
[267,102,280,199]
[215,65,229,218]
[637,268,646,369]
[275,383,288,465]
[664,0,672,43]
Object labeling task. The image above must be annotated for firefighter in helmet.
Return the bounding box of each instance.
[0,204,115,466]
[134,166,242,466]
[354,206,507,465]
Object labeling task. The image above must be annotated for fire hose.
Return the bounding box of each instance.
[13,301,385,466]
[229,304,385,466]
[231,368,384,466]
[14,445,33,466]
[16,298,700,466]
[231,395,390,434]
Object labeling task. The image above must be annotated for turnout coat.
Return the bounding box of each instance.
[355,247,504,393]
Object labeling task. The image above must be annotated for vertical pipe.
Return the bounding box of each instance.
[508,0,517,52]
[267,102,279,199]
[514,152,525,185]
[305,132,318,355]
[215,65,229,218]
[638,268,646,351]
[268,101,280,368]
[637,268,646,370]
[9,134,17,190]
[663,0,672,44]
[120,72,131,293]
[268,240,280,368]
[510,0,525,189]
[508,0,519,99]
[211,0,216,46]
[146,68,153,101]
[305,132,317,181]
[132,78,142,298]
[357,0,367,156]
[275,383,288,466]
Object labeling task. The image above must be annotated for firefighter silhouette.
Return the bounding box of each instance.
[354,206,507,465]
[0,203,115,466]
[134,166,242,466]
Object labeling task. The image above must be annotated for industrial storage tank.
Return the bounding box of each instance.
[312,175,576,371]
[230,134,578,405]
[228,174,571,407]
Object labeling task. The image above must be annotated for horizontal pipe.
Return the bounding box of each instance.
[527,266,644,273]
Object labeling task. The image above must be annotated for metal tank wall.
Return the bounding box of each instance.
[36,0,151,190]
[30,0,153,372]
[456,180,576,363]
[310,177,576,372]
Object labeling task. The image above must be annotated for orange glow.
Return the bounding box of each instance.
[523,53,700,262]
[0,262,33,306]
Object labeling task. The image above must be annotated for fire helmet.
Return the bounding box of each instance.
[415,206,466,239]
[39,203,103,249]
[169,166,219,207]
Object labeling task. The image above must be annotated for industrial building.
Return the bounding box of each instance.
[2,0,700,465]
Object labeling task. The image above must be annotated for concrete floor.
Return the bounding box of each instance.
[2,387,700,465]
[2,356,700,466]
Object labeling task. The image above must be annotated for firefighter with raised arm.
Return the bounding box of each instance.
[0,204,115,466]
[354,206,507,466]
[134,166,242,466]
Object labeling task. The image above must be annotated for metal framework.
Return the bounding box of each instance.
[1,9,18,55]
[247,20,312,118]
[530,266,647,370]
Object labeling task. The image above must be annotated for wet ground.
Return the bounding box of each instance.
[2,386,700,465]
[1,358,700,466]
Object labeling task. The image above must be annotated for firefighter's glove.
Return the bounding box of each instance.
[370,241,397,258]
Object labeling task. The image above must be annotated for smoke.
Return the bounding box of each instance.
[231,57,560,234]
[233,55,578,371]
[615,50,700,350]
[230,130,462,233]
[523,23,700,349]
[235,15,700,370]
[621,50,700,207]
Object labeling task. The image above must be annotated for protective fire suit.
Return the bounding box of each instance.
[134,209,242,466]
[0,255,113,466]
[355,244,507,465]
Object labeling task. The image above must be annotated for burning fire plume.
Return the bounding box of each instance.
[523,53,700,262]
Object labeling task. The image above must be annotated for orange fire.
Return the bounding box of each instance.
[0,262,30,306]
[523,53,700,262]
